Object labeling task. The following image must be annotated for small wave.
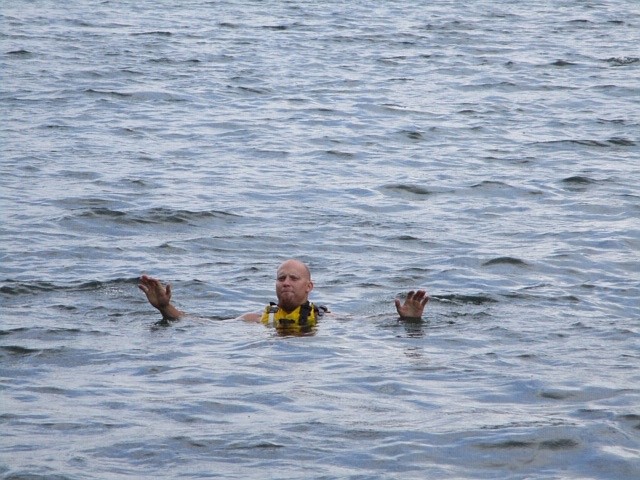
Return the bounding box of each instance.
[606,56,640,67]
[562,175,595,185]
[551,59,577,67]
[1,278,139,296]
[539,438,580,450]
[607,137,636,146]
[131,31,173,36]
[381,183,434,196]
[434,294,497,305]
[1,345,41,355]
[470,180,511,189]
[400,130,424,140]
[326,150,355,158]
[482,257,528,267]
[69,207,239,225]
[148,57,201,66]
[84,88,133,98]
[1,280,58,294]
[262,25,289,31]
[477,439,536,449]
[0,327,28,336]
[6,49,33,56]
[477,437,579,450]
[235,85,270,95]
[532,138,627,149]
[539,389,575,400]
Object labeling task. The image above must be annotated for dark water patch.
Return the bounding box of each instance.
[1,278,139,296]
[141,207,240,224]
[158,242,189,252]
[561,175,595,186]
[470,180,511,189]
[607,137,635,146]
[77,278,138,292]
[517,353,537,360]
[619,414,640,422]
[56,169,102,181]
[3,473,76,480]
[147,57,173,64]
[88,440,173,465]
[262,25,289,31]
[235,85,270,95]
[477,439,536,449]
[462,81,518,91]
[477,437,579,451]
[482,257,528,267]
[69,207,240,225]
[0,327,28,336]
[539,438,579,450]
[394,235,421,241]
[26,386,73,396]
[597,118,627,125]
[606,56,640,67]
[325,149,354,158]
[84,88,133,98]
[551,59,577,67]
[618,413,640,431]
[533,139,613,149]
[381,183,434,196]
[401,130,424,140]
[539,389,575,400]
[228,440,285,450]
[1,345,43,356]
[131,31,173,36]
[434,294,497,305]
[148,57,201,66]
[6,49,33,57]
[41,123,71,130]
[1,280,59,295]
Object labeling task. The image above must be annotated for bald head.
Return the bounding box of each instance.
[275,259,313,312]
[277,259,311,280]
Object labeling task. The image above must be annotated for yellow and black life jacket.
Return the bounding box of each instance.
[261,301,327,330]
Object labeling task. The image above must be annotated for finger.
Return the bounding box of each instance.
[406,290,415,301]
[414,290,427,302]
[166,284,172,297]
[140,276,158,288]
[138,284,148,293]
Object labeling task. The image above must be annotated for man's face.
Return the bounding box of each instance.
[275,261,313,312]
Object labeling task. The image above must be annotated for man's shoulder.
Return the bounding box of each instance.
[238,311,262,322]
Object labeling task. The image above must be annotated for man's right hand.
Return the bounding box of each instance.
[138,275,183,320]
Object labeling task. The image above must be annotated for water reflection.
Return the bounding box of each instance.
[399,317,427,338]
[272,325,317,337]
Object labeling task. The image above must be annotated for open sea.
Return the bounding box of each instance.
[1,1,639,478]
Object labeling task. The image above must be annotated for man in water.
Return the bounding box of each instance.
[139,258,429,328]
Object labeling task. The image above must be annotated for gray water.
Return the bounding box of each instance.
[1,1,639,478]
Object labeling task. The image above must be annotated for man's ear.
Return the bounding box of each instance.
[307,280,314,293]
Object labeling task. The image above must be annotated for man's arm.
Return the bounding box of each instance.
[395,290,429,320]
[138,275,184,320]
[237,312,262,322]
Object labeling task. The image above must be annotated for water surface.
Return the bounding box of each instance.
[2,1,639,478]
